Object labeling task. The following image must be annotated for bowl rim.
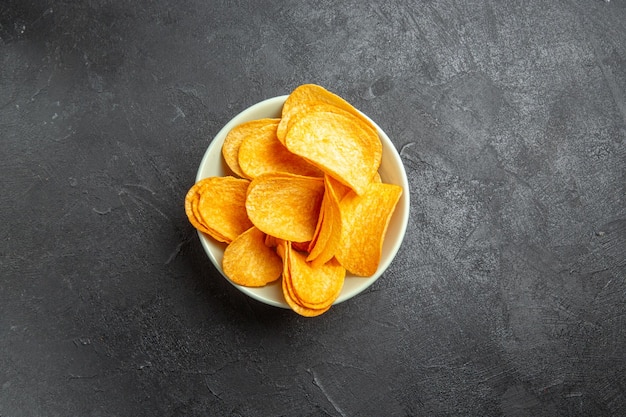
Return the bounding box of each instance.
[195,95,410,309]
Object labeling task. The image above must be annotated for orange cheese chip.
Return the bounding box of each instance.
[193,176,253,243]
[336,182,403,276]
[284,106,382,195]
[238,118,322,178]
[245,173,324,243]
[222,227,282,287]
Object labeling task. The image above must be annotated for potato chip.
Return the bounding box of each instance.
[238,118,322,178]
[289,249,345,308]
[282,269,331,317]
[245,173,324,242]
[222,118,279,179]
[264,234,278,248]
[291,241,311,252]
[306,189,326,252]
[284,107,382,195]
[277,84,376,143]
[184,179,215,236]
[306,178,333,261]
[195,176,253,243]
[336,182,402,276]
[278,241,334,317]
[222,227,282,287]
[307,175,344,266]
[326,174,352,201]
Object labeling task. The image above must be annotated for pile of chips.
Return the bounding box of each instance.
[185,84,402,316]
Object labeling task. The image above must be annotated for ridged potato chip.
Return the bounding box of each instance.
[285,106,382,195]
[238,118,322,178]
[195,176,253,243]
[336,182,403,276]
[222,227,282,287]
[245,173,324,243]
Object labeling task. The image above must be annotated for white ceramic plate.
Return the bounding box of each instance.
[196,95,410,308]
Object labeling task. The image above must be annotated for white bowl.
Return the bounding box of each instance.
[196,95,410,308]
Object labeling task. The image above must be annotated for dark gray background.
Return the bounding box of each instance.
[1,0,625,416]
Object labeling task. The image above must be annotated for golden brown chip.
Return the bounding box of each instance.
[245,173,324,242]
[326,174,352,201]
[266,234,310,252]
[276,240,300,302]
[335,182,402,276]
[278,241,333,317]
[195,176,253,243]
[291,241,311,252]
[285,107,382,195]
[222,119,279,179]
[264,234,278,248]
[185,179,212,234]
[306,177,333,261]
[306,190,327,254]
[289,249,345,309]
[222,227,282,287]
[185,178,232,241]
[277,84,376,143]
[307,176,343,266]
[282,271,331,317]
[238,118,322,178]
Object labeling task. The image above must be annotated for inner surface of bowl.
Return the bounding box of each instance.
[196,96,410,309]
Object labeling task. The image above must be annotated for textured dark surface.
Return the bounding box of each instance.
[1,0,626,415]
